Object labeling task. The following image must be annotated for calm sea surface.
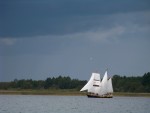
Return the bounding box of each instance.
[0,95,150,113]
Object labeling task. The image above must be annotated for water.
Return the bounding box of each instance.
[0,95,150,113]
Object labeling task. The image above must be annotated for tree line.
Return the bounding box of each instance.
[0,72,150,93]
[0,76,86,90]
[112,72,150,93]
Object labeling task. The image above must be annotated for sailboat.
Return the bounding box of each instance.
[80,71,113,98]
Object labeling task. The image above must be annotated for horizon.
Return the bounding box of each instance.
[1,71,149,82]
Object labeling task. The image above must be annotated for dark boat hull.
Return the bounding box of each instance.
[87,94,113,98]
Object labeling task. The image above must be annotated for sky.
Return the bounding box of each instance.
[0,0,150,81]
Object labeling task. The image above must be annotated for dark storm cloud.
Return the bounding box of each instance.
[1,0,150,81]
[0,0,150,37]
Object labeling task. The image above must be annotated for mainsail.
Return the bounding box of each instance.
[80,70,113,98]
[107,78,113,93]
[80,73,100,92]
[99,71,108,95]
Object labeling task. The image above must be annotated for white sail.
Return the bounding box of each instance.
[93,73,101,81]
[94,85,101,94]
[80,73,100,92]
[93,73,101,87]
[80,74,94,91]
[107,78,113,93]
[92,73,101,94]
[99,71,108,95]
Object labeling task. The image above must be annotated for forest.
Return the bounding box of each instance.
[112,72,150,92]
[0,72,150,93]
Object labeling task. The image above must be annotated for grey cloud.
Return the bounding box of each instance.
[0,0,150,37]
[0,38,17,46]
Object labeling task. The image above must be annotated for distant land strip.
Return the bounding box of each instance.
[0,72,150,93]
[0,89,84,96]
[0,89,150,97]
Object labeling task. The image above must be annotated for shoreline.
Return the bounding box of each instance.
[0,89,85,96]
[0,89,150,97]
